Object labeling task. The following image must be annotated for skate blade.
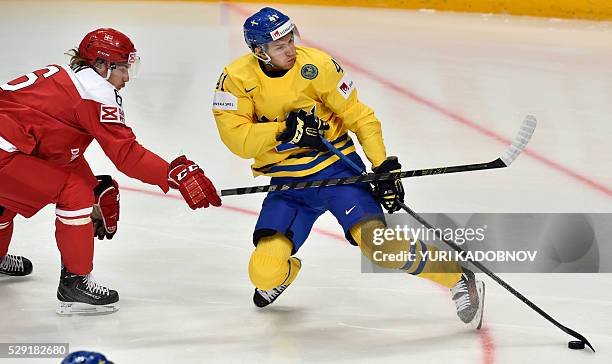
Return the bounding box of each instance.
[470,281,485,330]
[56,301,119,316]
[0,272,31,278]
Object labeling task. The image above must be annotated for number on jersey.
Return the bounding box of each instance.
[0,66,60,91]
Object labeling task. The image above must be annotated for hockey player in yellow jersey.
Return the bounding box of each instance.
[212,7,484,329]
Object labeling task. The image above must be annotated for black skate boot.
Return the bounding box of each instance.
[56,268,119,316]
[0,254,33,276]
[450,267,485,329]
[253,257,301,308]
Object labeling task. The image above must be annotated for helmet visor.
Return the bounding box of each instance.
[112,52,140,78]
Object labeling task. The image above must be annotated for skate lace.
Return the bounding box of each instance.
[450,280,471,312]
[258,285,287,302]
[0,255,24,272]
[83,274,110,296]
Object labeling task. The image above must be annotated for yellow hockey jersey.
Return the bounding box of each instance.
[212,46,387,177]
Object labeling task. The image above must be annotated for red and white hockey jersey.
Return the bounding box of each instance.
[0,65,170,192]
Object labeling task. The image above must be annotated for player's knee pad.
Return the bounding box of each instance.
[249,234,299,290]
[55,172,95,226]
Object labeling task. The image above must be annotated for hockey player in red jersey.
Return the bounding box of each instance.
[0,28,222,315]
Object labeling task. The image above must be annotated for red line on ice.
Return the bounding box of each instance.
[480,326,495,364]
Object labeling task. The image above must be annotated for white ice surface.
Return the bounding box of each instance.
[0,1,611,363]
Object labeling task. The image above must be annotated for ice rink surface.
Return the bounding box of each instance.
[1,1,611,363]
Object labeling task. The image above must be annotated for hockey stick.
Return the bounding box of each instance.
[321,122,596,352]
[397,201,595,352]
[219,116,537,197]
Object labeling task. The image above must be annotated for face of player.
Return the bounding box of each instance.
[94,63,130,90]
[262,33,296,70]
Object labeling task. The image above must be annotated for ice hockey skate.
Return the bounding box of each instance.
[451,267,485,330]
[0,254,33,277]
[253,257,301,308]
[56,268,119,316]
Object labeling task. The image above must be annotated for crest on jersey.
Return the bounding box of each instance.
[301,64,318,80]
[100,105,126,124]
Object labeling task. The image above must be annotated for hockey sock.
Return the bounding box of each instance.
[53,170,96,276]
[249,233,300,290]
[351,219,462,288]
[55,218,94,276]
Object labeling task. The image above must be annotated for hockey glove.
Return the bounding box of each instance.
[371,157,405,213]
[277,108,330,151]
[168,155,222,209]
[92,175,120,240]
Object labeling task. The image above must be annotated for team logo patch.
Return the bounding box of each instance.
[301,64,318,80]
[212,91,238,111]
[337,74,355,99]
[100,105,125,124]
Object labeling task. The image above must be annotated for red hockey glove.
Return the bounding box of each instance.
[168,155,222,209]
[92,175,120,240]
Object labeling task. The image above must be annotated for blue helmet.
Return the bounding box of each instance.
[61,351,114,364]
[243,7,295,50]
